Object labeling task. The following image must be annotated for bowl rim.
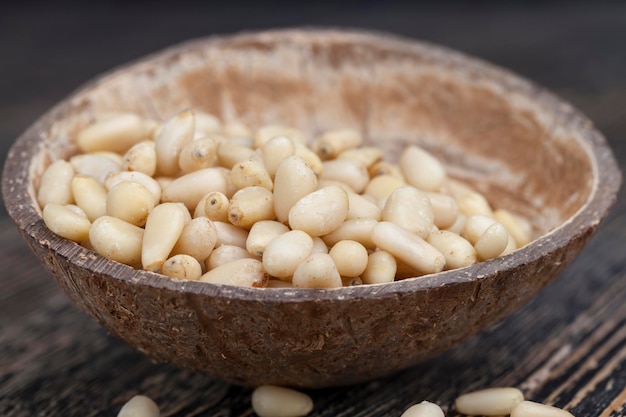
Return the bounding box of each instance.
[2,28,622,303]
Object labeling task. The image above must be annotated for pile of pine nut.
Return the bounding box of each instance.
[38,109,531,288]
[116,387,575,417]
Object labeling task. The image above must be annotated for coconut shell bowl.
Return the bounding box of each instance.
[2,29,621,388]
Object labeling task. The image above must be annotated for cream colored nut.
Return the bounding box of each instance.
[369,161,405,181]
[321,218,378,250]
[117,394,160,417]
[217,166,239,198]
[457,191,494,217]
[426,192,459,229]
[329,240,368,277]
[200,258,268,287]
[462,215,499,244]
[364,174,405,201]
[65,204,87,218]
[122,140,157,176]
[246,220,290,257]
[106,181,155,227]
[90,216,144,265]
[70,153,121,184]
[511,400,574,417]
[155,176,173,190]
[178,137,217,173]
[162,254,203,280]
[401,401,445,417]
[316,179,355,194]
[193,191,230,222]
[311,236,329,254]
[161,168,227,210]
[222,121,252,139]
[228,186,275,229]
[262,230,314,279]
[105,171,161,205]
[77,113,151,154]
[321,159,369,193]
[42,203,91,242]
[92,150,124,165]
[292,253,343,289]
[455,387,524,416]
[315,128,362,159]
[446,212,467,235]
[194,111,222,134]
[346,192,382,221]
[217,140,255,169]
[37,160,75,207]
[494,209,531,247]
[289,186,349,237]
[475,222,510,260]
[71,175,107,222]
[273,156,318,223]
[213,221,249,248]
[171,217,217,262]
[338,146,382,168]
[372,222,446,275]
[293,143,324,176]
[501,233,518,256]
[251,385,313,417]
[155,109,195,176]
[230,158,273,191]
[261,135,295,178]
[254,125,307,148]
[382,185,434,239]
[399,145,446,192]
[142,203,188,271]
[361,250,397,285]
[442,178,475,199]
[206,244,256,270]
[427,230,477,270]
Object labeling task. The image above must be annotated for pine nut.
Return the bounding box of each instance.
[382,186,434,239]
[446,212,467,235]
[364,174,405,201]
[171,217,217,262]
[206,244,257,269]
[42,203,91,242]
[311,236,329,254]
[251,385,313,417]
[289,186,349,236]
[70,153,121,184]
[230,158,273,191]
[162,254,202,280]
[246,220,290,257]
[254,125,307,148]
[455,387,524,416]
[427,230,477,270]
[90,216,144,265]
[316,179,355,194]
[213,221,249,248]
[200,258,268,287]
[262,230,314,279]
[328,240,368,277]
[105,171,161,205]
[228,186,275,229]
[475,222,510,260]
[369,161,405,181]
[178,137,217,173]
[142,203,188,271]
[401,401,445,417]
[122,140,157,176]
[161,168,227,210]
[426,192,459,229]
[106,181,155,227]
[261,135,295,178]
[37,160,75,207]
[346,192,382,221]
[292,253,343,288]
[458,191,494,217]
[71,175,107,222]
[293,144,324,176]
[223,121,252,139]
[194,111,221,134]
[321,159,369,193]
[117,395,160,417]
[194,191,230,222]
[338,146,382,167]
[361,250,397,284]
[511,400,574,417]
[494,209,531,247]
[77,113,150,153]
[399,145,446,192]
[321,218,378,250]
[315,129,362,159]
[273,156,318,223]
[155,109,195,176]
[217,140,255,169]
[372,222,446,275]
[462,215,499,245]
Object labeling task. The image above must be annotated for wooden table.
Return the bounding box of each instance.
[1,2,624,416]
